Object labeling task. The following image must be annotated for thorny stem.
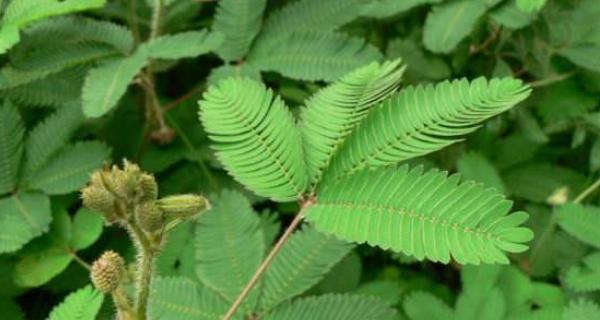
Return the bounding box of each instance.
[223,198,316,320]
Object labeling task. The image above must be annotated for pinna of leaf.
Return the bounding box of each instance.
[198,58,534,318]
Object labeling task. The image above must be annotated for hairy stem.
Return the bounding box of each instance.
[223,199,315,320]
[136,246,155,320]
[113,287,135,320]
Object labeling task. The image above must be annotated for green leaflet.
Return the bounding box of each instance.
[0,101,24,195]
[300,59,405,188]
[403,291,454,320]
[565,251,600,292]
[141,30,224,60]
[213,0,267,61]
[556,203,600,248]
[48,285,104,320]
[0,192,51,253]
[325,77,530,182]
[82,51,146,118]
[362,0,443,19]
[263,294,396,320]
[258,226,353,311]
[248,31,383,82]
[0,0,107,54]
[423,0,488,53]
[306,165,533,265]
[199,78,307,201]
[149,277,233,320]
[26,141,110,195]
[255,0,366,49]
[21,104,84,182]
[563,299,600,320]
[195,190,265,304]
[516,0,547,12]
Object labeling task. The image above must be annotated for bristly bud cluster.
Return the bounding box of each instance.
[91,251,125,293]
[80,159,210,237]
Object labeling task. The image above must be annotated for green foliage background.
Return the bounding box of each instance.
[0,0,599,319]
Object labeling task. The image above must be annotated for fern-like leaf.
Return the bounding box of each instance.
[563,299,600,320]
[199,78,307,201]
[565,251,600,292]
[21,103,84,183]
[213,0,267,61]
[249,31,382,82]
[82,51,147,117]
[256,0,366,49]
[258,226,353,311]
[0,68,84,107]
[141,30,224,60]
[0,192,51,253]
[195,190,265,304]
[150,277,233,320]
[48,285,104,320]
[300,59,405,188]
[325,78,530,181]
[263,294,397,320]
[26,141,110,195]
[0,101,24,194]
[556,203,600,248]
[306,165,533,265]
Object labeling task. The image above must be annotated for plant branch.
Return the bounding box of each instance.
[528,71,576,88]
[574,177,600,204]
[136,245,155,320]
[223,198,316,320]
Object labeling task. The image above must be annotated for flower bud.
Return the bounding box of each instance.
[81,185,115,214]
[136,202,164,233]
[547,186,569,206]
[91,251,125,293]
[157,194,210,218]
[139,173,158,202]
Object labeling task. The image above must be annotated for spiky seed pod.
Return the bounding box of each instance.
[91,251,125,293]
[157,194,210,219]
[136,202,164,233]
[81,185,115,215]
[139,173,158,202]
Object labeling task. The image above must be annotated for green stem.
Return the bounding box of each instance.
[574,177,600,204]
[528,72,576,88]
[136,246,155,320]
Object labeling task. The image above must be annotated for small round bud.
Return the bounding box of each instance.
[136,202,164,233]
[157,194,210,218]
[81,185,115,214]
[91,251,125,293]
[139,173,158,202]
[547,186,569,206]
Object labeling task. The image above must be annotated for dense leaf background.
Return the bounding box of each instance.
[0,0,599,319]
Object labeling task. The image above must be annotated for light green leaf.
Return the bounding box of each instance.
[0,0,106,54]
[362,0,443,19]
[563,299,600,320]
[0,101,24,195]
[14,210,72,287]
[307,165,533,265]
[142,30,224,60]
[403,291,454,320]
[263,294,396,320]
[71,208,104,250]
[516,0,546,12]
[22,103,84,181]
[457,152,506,194]
[556,203,600,248]
[207,63,261,86]
[490,0,537,29]
[213,0,267,61]
[249,31,382,82]
[82,52,147,118]
[150,277,232,320]
[325,78,530,181]
[300,60,405,188]
[0,192,51,253]
[565,251,600,292]
[26,141,110,195]
[199,78,307,201]
[48,286,104,320]
[259,226,353,311]
[195,190,265,304]
[423,0,488,53]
